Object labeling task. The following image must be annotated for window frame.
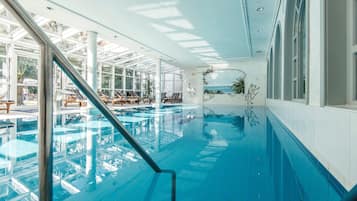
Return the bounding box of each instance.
[291,0,309,102]
[350,0,357,104]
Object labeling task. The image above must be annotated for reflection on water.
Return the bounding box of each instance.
[0,106,187,200]
[0,106,347,201]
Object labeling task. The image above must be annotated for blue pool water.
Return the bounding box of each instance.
[0,105,347,200]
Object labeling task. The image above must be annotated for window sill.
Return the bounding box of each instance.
[325,104,357,112]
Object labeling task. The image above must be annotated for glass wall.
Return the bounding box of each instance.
[17,56,38,105]
[0,7,182,107]
[161,72,183,97]
[267,0,308,102]
[114,66,123,92]
[0,46,7,99]
[101,64,113,96]
[292,0,307,100]
[125,69,134,94]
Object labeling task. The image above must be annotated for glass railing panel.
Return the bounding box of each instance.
[0,3,41,200]
[52,62,178,200]
[52,62,190,200]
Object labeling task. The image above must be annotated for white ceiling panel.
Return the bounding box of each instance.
[19,0,275,68]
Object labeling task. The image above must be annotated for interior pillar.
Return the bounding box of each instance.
[155,59,162,108]
[86,31,98,91]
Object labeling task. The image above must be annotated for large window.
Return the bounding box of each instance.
[125,69,134,91]
[274,26,282,99]
[353,0,357,101]
[114,66,123,90]
[135,71,141,93]
[267,49,273,99]
[174,74,183,93]
[162,72,182,97]
[101,64,113,96]
[17,56,38,105]
[292,0,308,100]
[0,54,7,99]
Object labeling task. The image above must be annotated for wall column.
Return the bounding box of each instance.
[86,31,98,91]
[8,44,17,104]
[155,59,162,108]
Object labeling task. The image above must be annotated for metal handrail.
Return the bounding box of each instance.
[0,0,175,200]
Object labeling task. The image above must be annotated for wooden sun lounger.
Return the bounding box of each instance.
[0,100,15,114]
[63,89,87,107]
[112,95,128,105]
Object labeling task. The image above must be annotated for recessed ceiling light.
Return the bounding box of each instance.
[151,23,176,33]
[256,7,264,12]
[166,19,194,30]
[46,6,53,11]
[178,40,210,48]
[166,32,201,41]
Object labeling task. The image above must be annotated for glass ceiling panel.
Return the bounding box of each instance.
[0,8,180,75]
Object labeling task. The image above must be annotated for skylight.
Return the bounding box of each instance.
[166,32,201,41]
[136,7,182,19]
[151,23,176,33]
[178,40,210,48]
[190,47,216,53]
[165,19,194,30]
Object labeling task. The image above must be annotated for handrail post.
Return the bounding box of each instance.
[39,45,54,201]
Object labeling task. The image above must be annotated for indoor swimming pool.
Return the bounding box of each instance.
[0,105,347,201]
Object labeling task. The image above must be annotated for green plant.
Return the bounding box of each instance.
[232,79,245,94]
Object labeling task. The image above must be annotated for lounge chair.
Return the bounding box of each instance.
[163,93,183,103]
[127,92,140,104]
[112,91,129,105]
[0,99,15,114]
[98,90,112,104]
[63,88,87,107]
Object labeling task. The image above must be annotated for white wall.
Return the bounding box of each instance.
[182,69,203,105]
[182,58,267,106]
[268,99,357,190]
[267,0,357,190]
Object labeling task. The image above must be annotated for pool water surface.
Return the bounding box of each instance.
[0,105,347,201]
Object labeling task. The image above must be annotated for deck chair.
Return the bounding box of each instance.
[0,97,15,114]
[98,90,112,104]
[112,90,129,105]
[127,91,140,104]
[63,88,87,107]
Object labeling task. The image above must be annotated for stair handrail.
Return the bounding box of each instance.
[0,1,175,201]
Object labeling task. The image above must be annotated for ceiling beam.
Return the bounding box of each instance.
[101,50,134,62]
[241,0,253,57]
[12,16,50,41]
[115,55,144,65]
[52,28,80,43]
[65,44,86,54]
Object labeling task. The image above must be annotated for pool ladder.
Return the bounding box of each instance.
[0,0,176,200]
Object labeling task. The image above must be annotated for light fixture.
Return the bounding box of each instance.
[256,7,264,12]
[46,6,53,11]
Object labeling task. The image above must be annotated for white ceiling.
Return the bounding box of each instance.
[19,0,276,68]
